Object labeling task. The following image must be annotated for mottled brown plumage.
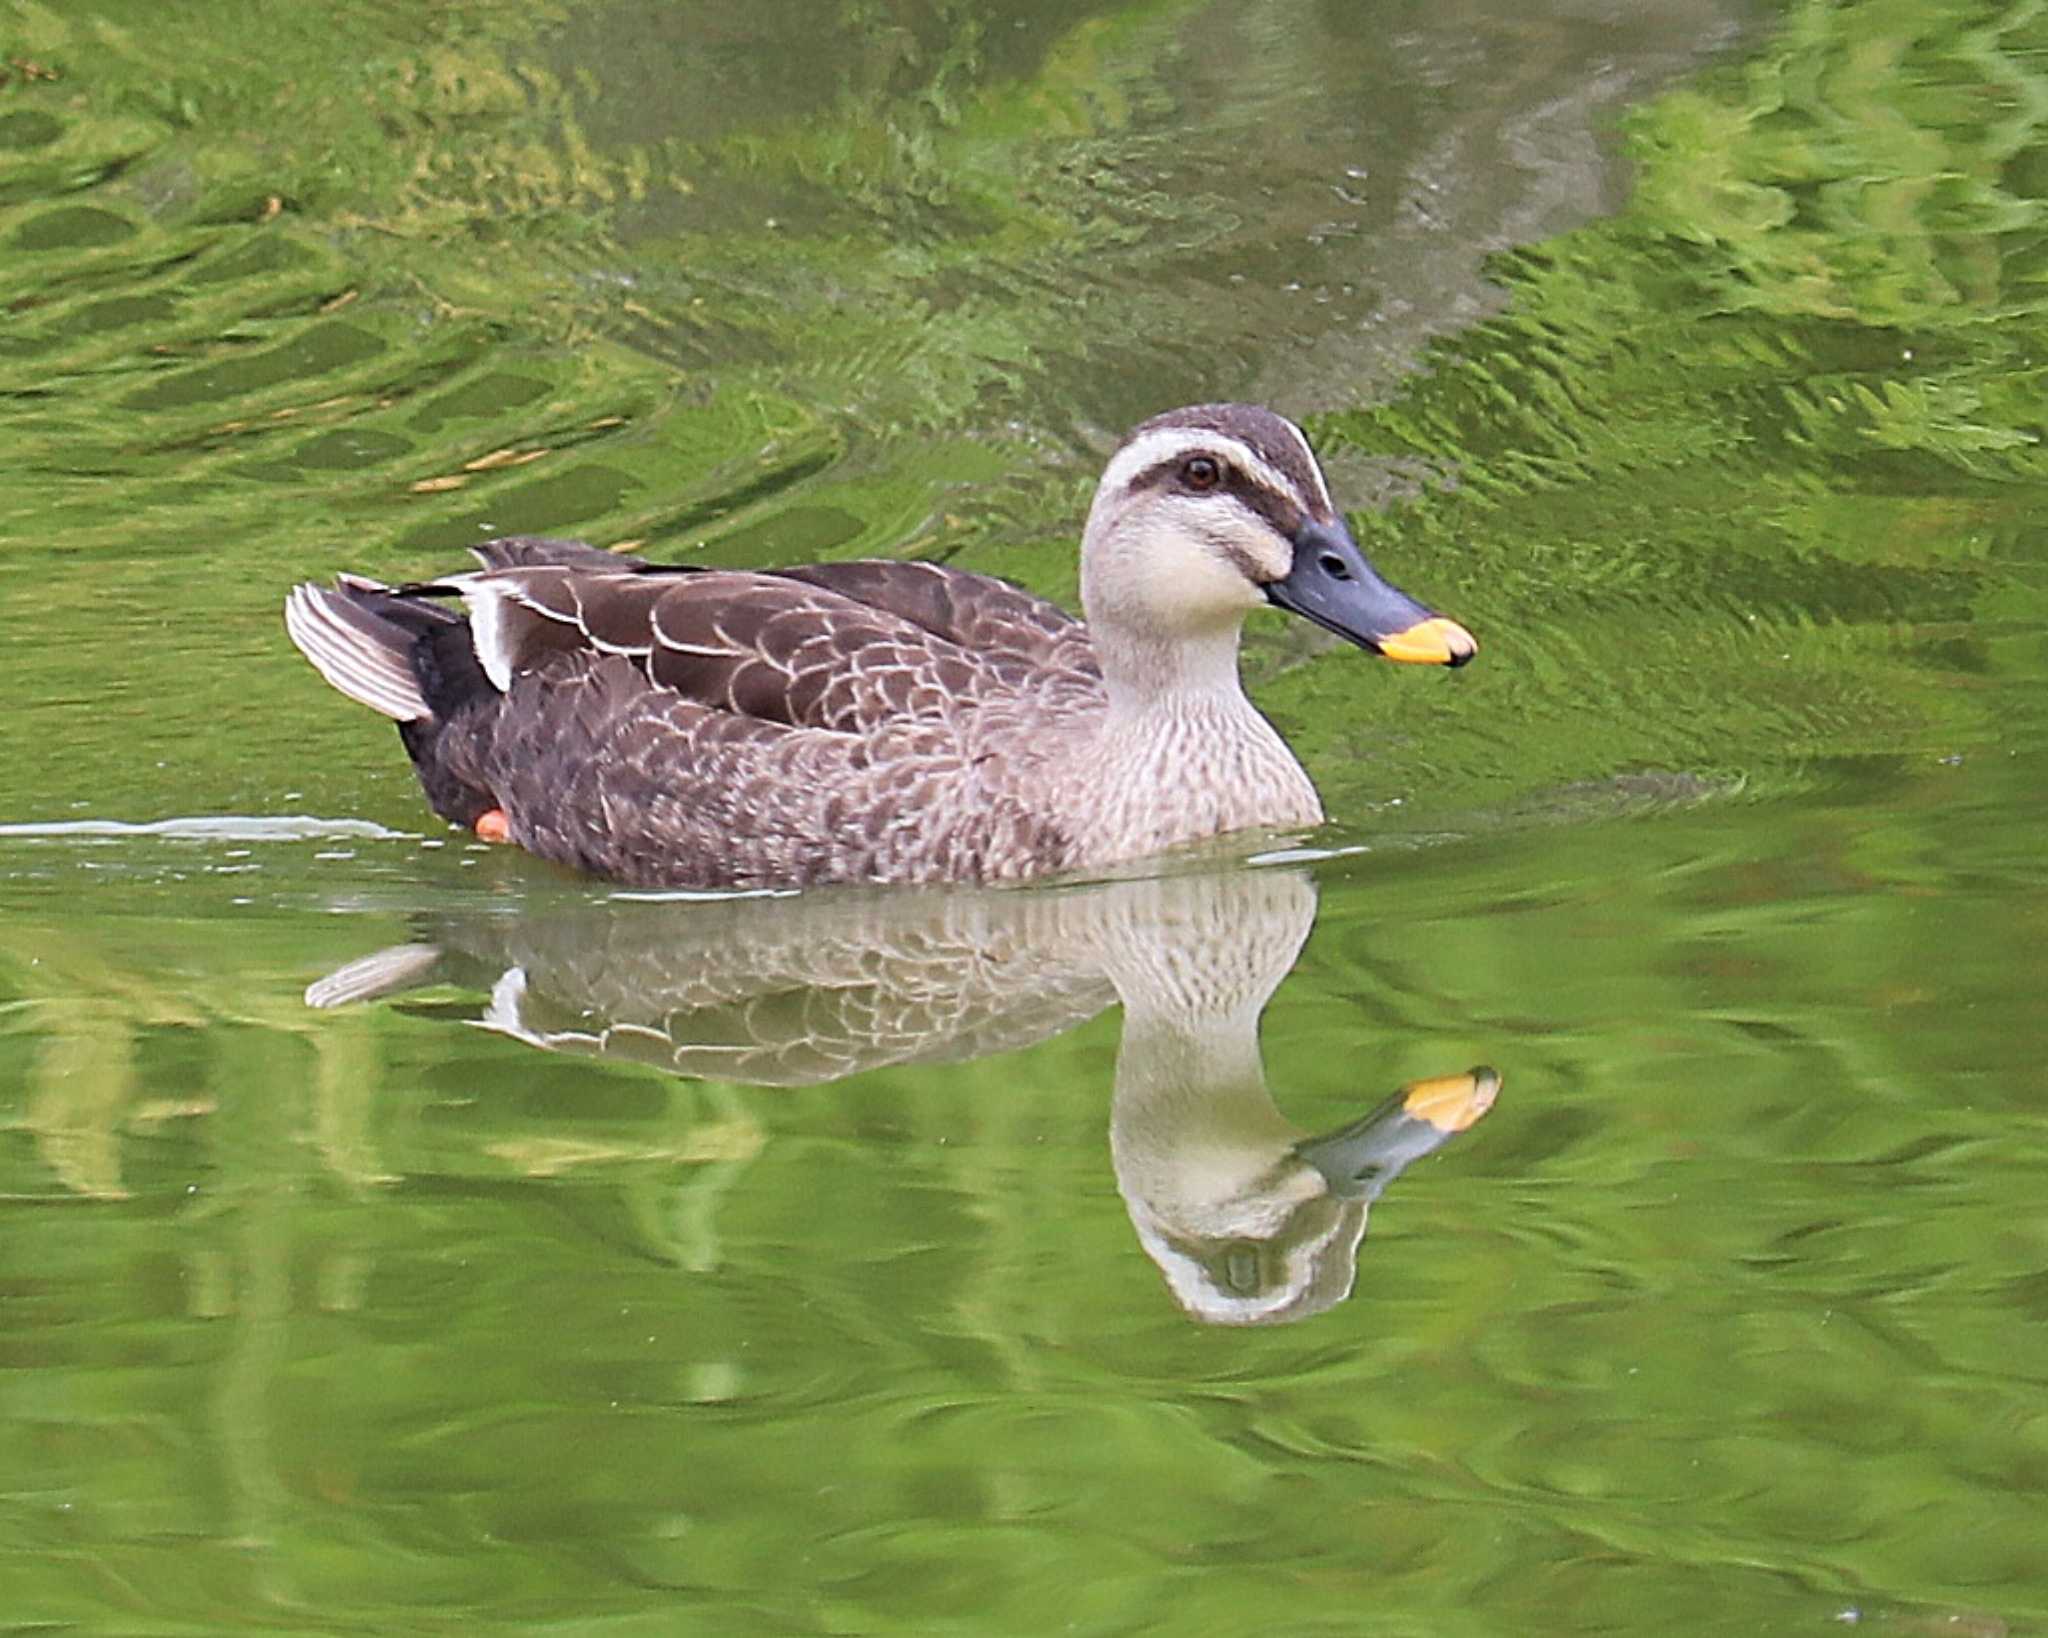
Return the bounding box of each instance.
[284,404,1475,888]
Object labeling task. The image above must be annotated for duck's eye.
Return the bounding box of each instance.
[1180,455,1223,491]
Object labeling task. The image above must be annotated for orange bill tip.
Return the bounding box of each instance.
[1378,615,1478,667]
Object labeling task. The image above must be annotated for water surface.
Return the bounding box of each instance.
[3,1,2045,1632]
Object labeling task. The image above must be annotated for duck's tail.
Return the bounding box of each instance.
[284,576,505,830]
[284,575,438,721]
[284,573,500,723]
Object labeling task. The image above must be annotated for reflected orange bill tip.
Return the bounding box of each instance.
[1401,1065,1501,1131]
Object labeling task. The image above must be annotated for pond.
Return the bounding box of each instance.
[2,0,2044,1631]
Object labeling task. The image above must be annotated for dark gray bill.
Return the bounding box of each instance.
[1266,519,1477,666]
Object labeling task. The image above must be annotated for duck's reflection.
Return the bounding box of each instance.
[310,867,1496,1326]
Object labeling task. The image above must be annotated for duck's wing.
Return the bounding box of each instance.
[769,560,1100,682]
[450,557,1093,735]
[470,535,652,573]
[459,653,1074,886]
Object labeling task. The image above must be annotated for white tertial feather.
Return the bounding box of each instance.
[460,583,523,692]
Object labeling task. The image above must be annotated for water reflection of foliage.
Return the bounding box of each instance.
[1337,0,2048,490]
[1312,0,2048,814]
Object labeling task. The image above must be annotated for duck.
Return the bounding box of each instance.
[284,403,1475,889]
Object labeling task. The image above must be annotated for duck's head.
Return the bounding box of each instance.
[1118,1064,1501,1327]
[1080,403,1476,668]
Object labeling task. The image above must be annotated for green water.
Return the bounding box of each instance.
[3,0,2045,1631]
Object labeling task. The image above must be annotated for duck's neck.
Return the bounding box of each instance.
[1093,621,1249,716]
[1071,622,1325,856]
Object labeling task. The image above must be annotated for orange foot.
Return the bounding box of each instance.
[474,808,511,844]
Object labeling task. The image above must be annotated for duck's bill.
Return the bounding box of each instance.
[1293,1066,1502,1203]
[1399,1065,1501,1133]
[1267,520,1477,667]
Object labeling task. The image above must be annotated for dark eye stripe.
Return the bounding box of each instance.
[1221,468,1305,538]
[1126,456,1307,538]
[1127,455,1192,494]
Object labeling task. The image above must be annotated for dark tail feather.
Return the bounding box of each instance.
[284,577,498,722]
[284,580,436,721]
[286,577,504,830]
